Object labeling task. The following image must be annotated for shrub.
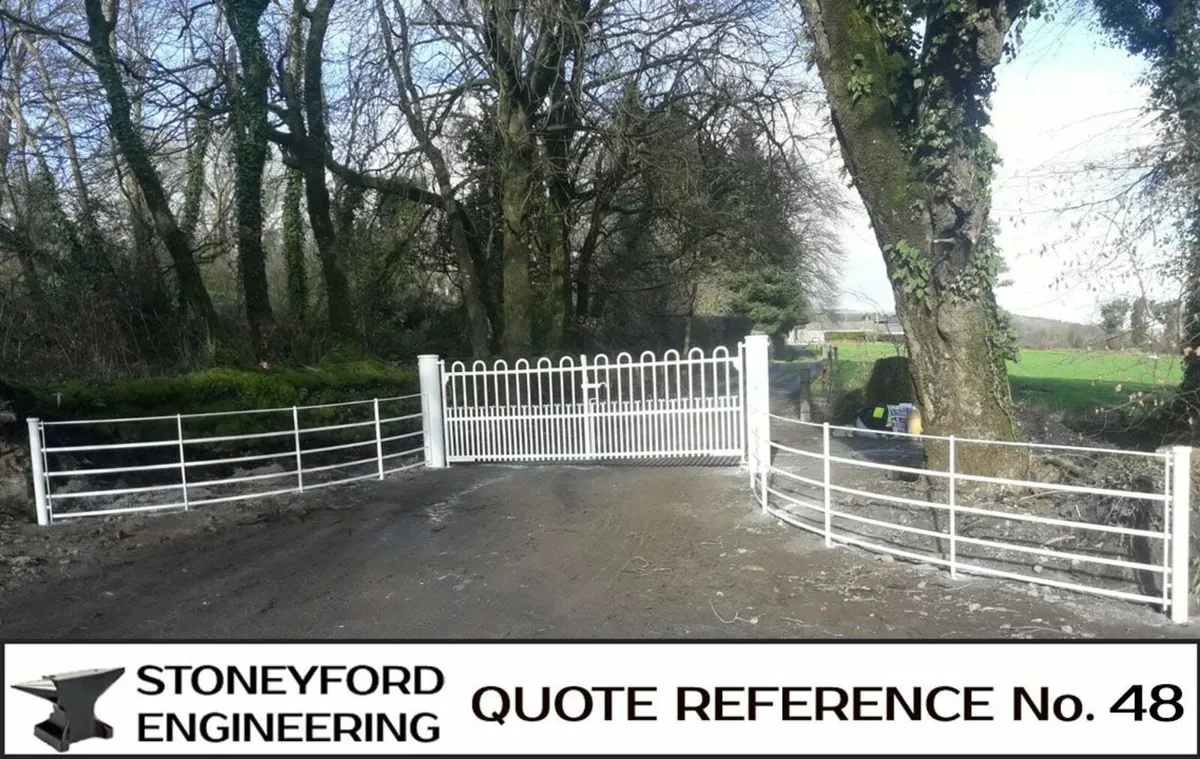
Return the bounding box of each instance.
[22,360,418,423]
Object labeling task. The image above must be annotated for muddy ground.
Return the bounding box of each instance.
[0,463,1195,640]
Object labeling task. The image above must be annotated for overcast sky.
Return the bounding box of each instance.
[822,15,1167,326]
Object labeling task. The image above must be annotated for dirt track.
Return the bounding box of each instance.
[0,464,1194,640]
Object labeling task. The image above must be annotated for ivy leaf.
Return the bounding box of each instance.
[913,77,925,89]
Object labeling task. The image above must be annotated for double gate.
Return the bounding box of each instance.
[437,346,746,463]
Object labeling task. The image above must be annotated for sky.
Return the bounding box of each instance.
[822,14,1167,326]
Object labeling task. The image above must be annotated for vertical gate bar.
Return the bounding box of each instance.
[523,363,533,461]
[1170,446,1191,624]
[596,357,606,458]
[28,418,49,526]
[292,406,304,492]
[949,436,957,580]
[690,354,699,455]
[493,361,503,461]
[535,363,543,459]
[557,361,565,459]
[580,356,592,459]
[472,366,482,460]
[700,354,709,455]
[374,399,384,480]
[673,356,682,455]
[501,361,511,460]
[177,413,189,511]
[450,364,461,461]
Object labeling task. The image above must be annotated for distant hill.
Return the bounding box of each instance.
[1007,314,1104,350]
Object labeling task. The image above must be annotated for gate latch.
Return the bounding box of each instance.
[582,382,607,390]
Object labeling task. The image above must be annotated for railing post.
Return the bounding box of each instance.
[948,436,957,580]
[27,417,49,526]
[1170,446,1191,624]
[419,355,447,468]
[292,406,304,493]
[743,334,770,479]
[374,398,385,480]
[822,422,832,548]
[177,414,189,511]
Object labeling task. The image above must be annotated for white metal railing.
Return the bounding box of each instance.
[438,346,744,463]
[740,377,1192,622]
[741,335,1191,623]
[27,388,438,525]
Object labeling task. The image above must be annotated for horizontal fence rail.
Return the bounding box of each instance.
[739,354,1192,623]
[28,393,430,525]
[440,346,745,464]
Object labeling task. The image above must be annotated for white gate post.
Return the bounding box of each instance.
[419,355,447,468]
[27,417,49,526]
[1170,445,1191,624]
[743,334,770,480]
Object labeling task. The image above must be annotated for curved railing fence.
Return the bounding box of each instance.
[744,406,1192,624]
[28,394,427,524]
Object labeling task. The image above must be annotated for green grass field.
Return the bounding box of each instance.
[810,343,1182,418]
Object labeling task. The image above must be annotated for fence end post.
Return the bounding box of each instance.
[822,421,832,548]
[27,417,49,526]
[373,398,385,480]
[419,355,447,468]
[1170,445,1191,624]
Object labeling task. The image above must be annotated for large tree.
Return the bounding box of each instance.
[796,0,1048,475]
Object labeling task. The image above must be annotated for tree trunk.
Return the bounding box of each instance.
[26,38,111,280]
[83,0,220,339]
[374,0,491,356]
[1177,221,1200,420]
[544,144,574,351]
[223,0,275,355]
[497,90,535,357]
[180,104,212,245]
[300,0,355,340]
[798,0,1024,477]
[282,167,308,322]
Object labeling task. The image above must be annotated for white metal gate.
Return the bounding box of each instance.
[440,346,745,463]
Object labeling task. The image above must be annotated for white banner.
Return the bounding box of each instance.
[3,642,1196,756]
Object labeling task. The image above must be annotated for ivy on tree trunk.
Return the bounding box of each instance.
[83,0,221,341]
[797,0,1041,477]
[223,0,275,356]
